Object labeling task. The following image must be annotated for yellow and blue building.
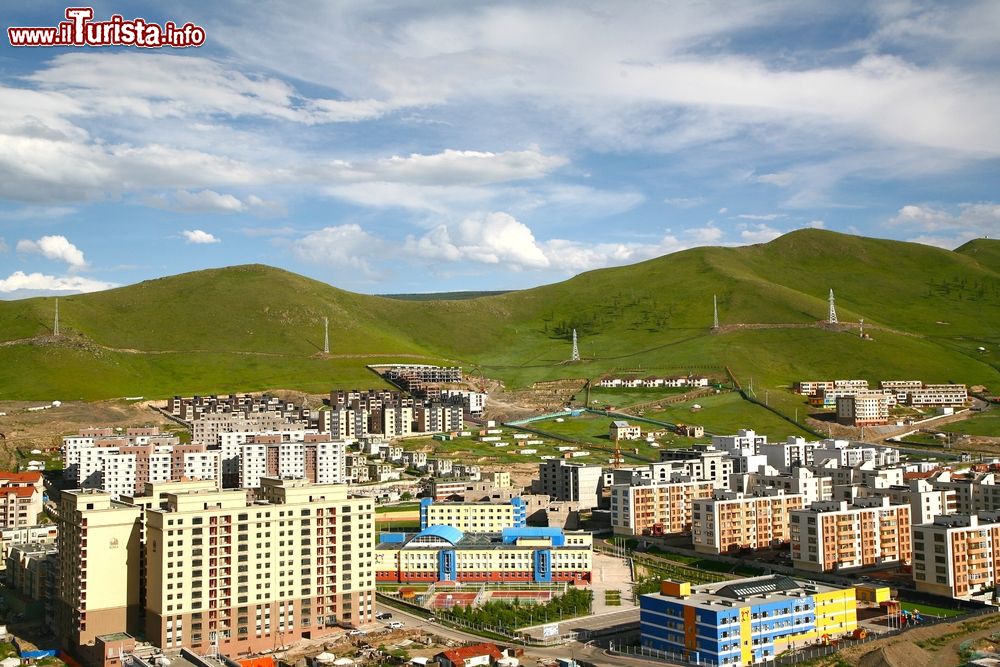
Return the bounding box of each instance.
[640,576,857,666]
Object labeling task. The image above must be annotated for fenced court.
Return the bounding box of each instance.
[488,590,555,603]
[426,590,479,609]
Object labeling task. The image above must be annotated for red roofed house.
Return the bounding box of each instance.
[0,472,43,529]
[436,643,503,667]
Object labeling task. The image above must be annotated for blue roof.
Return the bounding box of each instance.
[415,524,464,545]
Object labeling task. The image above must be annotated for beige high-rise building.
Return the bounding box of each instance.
[912,512,1000,599]
[610,477,715,536]
[790,497,911,572]
[143,478,374,655]
[692,490,805,555]
[55,490,143,654]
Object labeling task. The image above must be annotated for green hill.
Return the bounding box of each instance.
[1,229,997,402]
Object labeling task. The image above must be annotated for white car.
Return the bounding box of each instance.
[348,629,367,637]
[386,621,404,630]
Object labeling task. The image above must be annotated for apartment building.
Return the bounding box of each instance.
[375,526,591,584]
[6,542,57,604]
[760,437,816,470]
[533,460,604,510]
[0,472,44,530]
[789,497,911,572]
[419,497,527,532]
[658,446,735,489]
[730,467,833,505]
[692,490,805,555]
[237,436,347,488]
[143,478,375,655]
[811,441,901,468]
[62,429,181,481]
[191,415,308,450]
[912,512,1000,599]
[930,471,1000,515]
[598,375,710,389]
[836,392,889,427]
[610,477,715,536]
[796,380,870,396]
[54,489,144,654]
[712,429,768,454]
[881,479,958,525]
[641,577,857,667]
[168,394,309,423]
[1,524,58,571]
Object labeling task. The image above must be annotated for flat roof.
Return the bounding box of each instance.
[646,575,848,612]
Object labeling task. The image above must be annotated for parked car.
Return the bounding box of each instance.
[386,621,403,630]
[375,612,393,620]
[348,629,367,637]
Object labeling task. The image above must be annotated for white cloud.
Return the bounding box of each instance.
[740,224,783,243]
[353,148,567,185]
[16,235,87,267]
[0,270,117,294]
[405,212,550,269]
[687,224,725,245]
[0,237,7,253]
[888,202,1000,248]
[148,189,284,216]
[807,220,826,228]
[888,202,1000,233]
[736,213,786,221]
[754,172,794,187]
[181,229,221,244]
[290,224,384,276]
[664,197,706,208]
[26,52,397,125]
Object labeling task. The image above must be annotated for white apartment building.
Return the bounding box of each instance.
[930,471,1000,515]
[712,429,768,454]
[533,460,604,510]
[761,437,816,470]
[657,447,735,489]
[912,512,1000,599]
[881,478,958,525]
[790,497,911,573]
[729,466,833,505]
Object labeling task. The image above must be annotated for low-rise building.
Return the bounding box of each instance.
[375,526,592,584]
[790,497,911,572]
[692,490,805,555]
[912,512,1000,599]
[610,421,642,442]
[436,643,503,667]
[641,576,858,666]
[0,472,44,529]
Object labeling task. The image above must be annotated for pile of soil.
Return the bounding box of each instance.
[858,642,935,667]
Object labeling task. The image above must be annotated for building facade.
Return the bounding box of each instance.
[419,497,527,532]
[375,526,592,584]
[911,512,1000,599]
[692,491,805,555]
[640,576,858,666]
[611,478,715,536]
[790,497,911,572]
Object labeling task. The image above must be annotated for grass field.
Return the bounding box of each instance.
[0,230,997,402]
[643,391,817,439]
[898,600,965,618]
[940,411,1000,437]
[585,385,699,409]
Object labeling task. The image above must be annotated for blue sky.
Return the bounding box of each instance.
[0,1,998,298]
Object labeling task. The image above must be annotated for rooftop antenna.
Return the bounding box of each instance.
[828,289,838,325]
[323,316,329,354]
[713,294,719,330]
[571,328,580,362]
[53,298,60,336]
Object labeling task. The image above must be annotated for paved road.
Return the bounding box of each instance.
[376,602,662,667]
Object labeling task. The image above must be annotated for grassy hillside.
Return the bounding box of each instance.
[1,230,997,402]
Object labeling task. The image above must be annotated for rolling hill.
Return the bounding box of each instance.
[0,229,997,402]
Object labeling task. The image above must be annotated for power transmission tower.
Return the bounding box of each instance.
[323,317,329,354]
[53,298,60,336]
[859,317,864,338]
[828,289,838,324]
[571,329,580,362]
[713,294,719,329]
